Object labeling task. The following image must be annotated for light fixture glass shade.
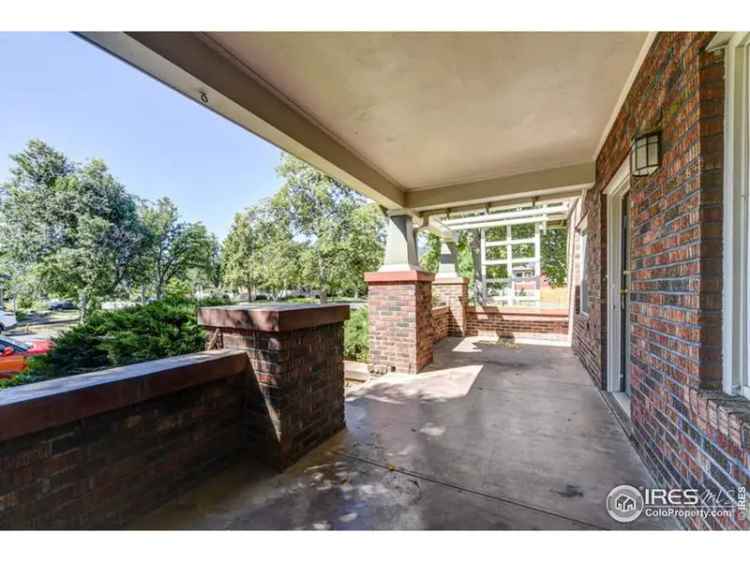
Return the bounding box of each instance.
[630,131,661,176]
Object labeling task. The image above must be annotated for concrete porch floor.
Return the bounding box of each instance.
[132,337,675,530]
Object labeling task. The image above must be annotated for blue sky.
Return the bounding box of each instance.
[0,32,284,240]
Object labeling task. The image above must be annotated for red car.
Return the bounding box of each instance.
[0,336,53,379]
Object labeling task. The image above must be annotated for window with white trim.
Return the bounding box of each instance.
[719,32,750,399]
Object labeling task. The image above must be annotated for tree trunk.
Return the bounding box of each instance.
[317,250,327,304]
[155,265,164,301]
[469,230,484,305]
[78,291,89,324]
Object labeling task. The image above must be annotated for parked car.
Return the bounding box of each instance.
[0,336,53,378]
[0,309,17,333]
[47,299,77,311]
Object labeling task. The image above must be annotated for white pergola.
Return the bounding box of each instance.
[429,202,572,305]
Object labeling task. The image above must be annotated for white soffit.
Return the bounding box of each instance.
[206,31,649,190]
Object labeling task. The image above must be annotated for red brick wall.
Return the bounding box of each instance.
[572,189,607,382]
[466,307,569,340]
[367,278,434,373]
[0,303,350,529]
[572,32,750,529]
[0,360,244,529]
[432,305,450,343]
[202,319,346,469]
[432,279,469,336]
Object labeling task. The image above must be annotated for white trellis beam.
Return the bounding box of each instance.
[447,215,558,232]
[441,204,569,227]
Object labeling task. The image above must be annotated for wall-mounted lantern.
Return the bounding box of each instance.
[630,130,661,177]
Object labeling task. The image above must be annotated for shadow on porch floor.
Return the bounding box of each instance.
[131,337,676,530]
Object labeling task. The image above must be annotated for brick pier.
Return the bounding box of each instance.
[365,270,434,374]
[198,304,349,469]
[432,276,469,337]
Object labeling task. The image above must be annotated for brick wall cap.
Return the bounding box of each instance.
[198,303,350,332]
[0,350,248,443]
[432,276,469,285]
[364,270,435,283]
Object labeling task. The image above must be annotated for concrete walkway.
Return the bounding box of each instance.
[132,337,674,530]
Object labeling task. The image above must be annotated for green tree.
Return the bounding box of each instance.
[419,231,475,280]
[222,206,266,301]
[419,232,442,273]
[140,197,215,300]
[541,226,568,287]
[273,155,384,302]
[0,140,76,265]
[0,141,148,319]
[342,203,386,298]
[222,197,303,300]
[0,257,39,311]
[254,204,303,299]
[41,160,149,318]
[192,233,224,295]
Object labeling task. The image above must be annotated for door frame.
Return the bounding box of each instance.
[604,161,631,398]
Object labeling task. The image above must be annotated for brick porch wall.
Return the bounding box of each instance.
[571,32,750,529]
[0,304,349,529]
[466,306,569,340]
[432,305,450,343]
[432,278,469,336]
[0,352,247,529]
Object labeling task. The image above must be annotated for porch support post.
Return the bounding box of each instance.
[366,211,433,373]
[433,236,469,337]
[380,212,423,272]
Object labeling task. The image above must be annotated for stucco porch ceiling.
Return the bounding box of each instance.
[82,32,652,213]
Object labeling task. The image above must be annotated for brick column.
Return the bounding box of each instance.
[365,271,434,374]
[432,277,469,337]
[198,304,349,470]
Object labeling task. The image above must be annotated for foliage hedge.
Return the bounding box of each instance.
[1,297,368,390]
[0,297,226,389]
[343,306,368,363]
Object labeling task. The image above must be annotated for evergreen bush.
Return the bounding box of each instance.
[7,297,227,386]
[343,306,368,363]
